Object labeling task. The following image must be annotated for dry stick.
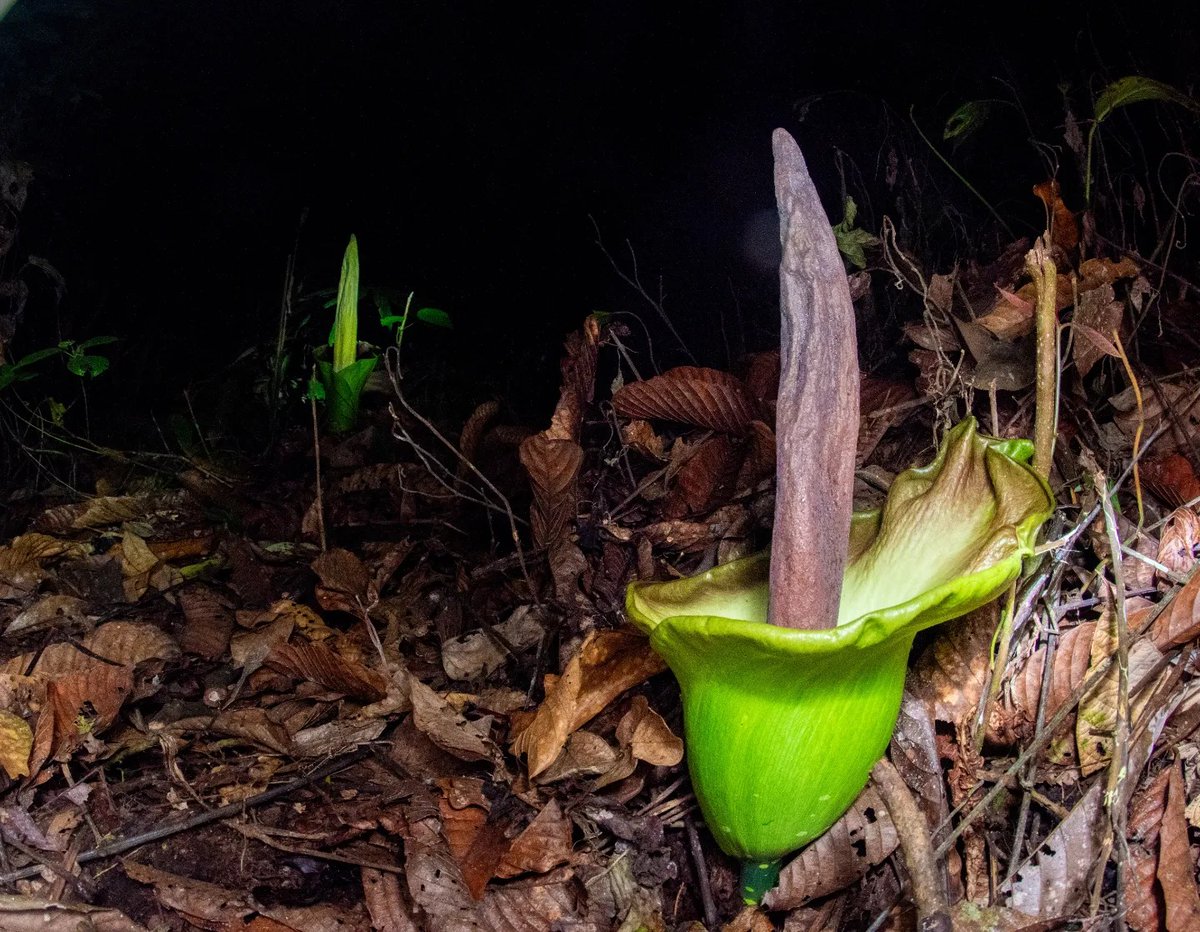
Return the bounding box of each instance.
[769,128,859,630]
[0,748,372,887]
[684,817,718,930]
[383,348,537,603]
[870,758,949,925]
[1096,473,1132,930]
[932,561,1197,862]
[1025,237,1058,478]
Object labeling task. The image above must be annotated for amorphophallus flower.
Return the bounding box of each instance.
[623,131,1055,904]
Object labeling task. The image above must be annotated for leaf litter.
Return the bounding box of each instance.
[4,168,1200,932]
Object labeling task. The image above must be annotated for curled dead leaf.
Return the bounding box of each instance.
[511,628,665,778]
[613,366,762,434]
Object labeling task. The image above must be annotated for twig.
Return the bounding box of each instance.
[590,216,696,364]
[1096,471,1132,930]
[870,757,948,925]
[685,817,718,930]
[384,348,537,602]
[0,748,372,886]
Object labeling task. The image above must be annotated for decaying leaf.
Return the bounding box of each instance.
[764,785,898,910]
[613,366,762,434]
[1072,281,1122,378]
[511,628,666,777]
[442,606,545,681]
[178,584,236,659]
[1124,766,1170,932]
[409,677,498,762]
[266,640,388,702]
[0,709,32,778]
[616,695,683,767]
[312,547,376,614]
[1159,759,1200,929]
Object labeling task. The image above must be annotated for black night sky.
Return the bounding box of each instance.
[0,0,1196,430]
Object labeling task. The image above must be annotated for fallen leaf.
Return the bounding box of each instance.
[442,606,545,681]
[613,366,762,434]
[616,696,683,766]
[312,547,376,615]
[495,799,574,878]
[178,584,236,659]
[1159,759,1200,929]
[1124,766,1171,932]
[1142,454,1200,510]
[409,678,497,762]
[1072,282,1123,378]
[764,785,899,909]
[511,628,666,777]
[0,710,32,778]
[266,640,388,702]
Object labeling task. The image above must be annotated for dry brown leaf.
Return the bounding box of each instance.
[0,895,147,932]
[437,791,508,900]
[409,678,497,762]
[956,317,1036,390]
[117,529,180,601]
[976,287,1035,340]
[511,628,665,777]
[620,419,667,461]
[742,350,780,403]
[4,594,91,636]
[1148,566,1200,650]
[458,400,502,475]
[1077,604,1120,777]
[0,709,32,778]
[1156,508,1200,579]
[1007,780,1104,917]
[535,729,621,783]
[178,585,236,660]
[1077,255,1139,290]
[1159,759,1200,929]
[123,860,253,925]
[290,717,387,757]
[362,866,419,932]
[266,641,388,701]
[1111,381,1200,457]
[560,314,600,411]
[636,504,747,553]
[1124,766,1171,932]
[1072,282,1122,378]
[0,533,83,599]
[910,604,997,724]
[1033,179,1079,253]
[990,620,1093,747]
[210,707,293,754]
[945,902,1053,931]
[495,799,573,878]
[1141,454,1200,510]
[312,547,376,615]
[663,434,737,517]
[764,785,898,910]
[612,366,761,434]
[442,606,545,681]
[519,433,583,550]
[616,695,683,766]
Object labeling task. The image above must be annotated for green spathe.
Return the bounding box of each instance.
[625,418,1053,862]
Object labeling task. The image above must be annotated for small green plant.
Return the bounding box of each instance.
[375,290,451,351]
[1084,76,1200,205]
[831,197,879,269]
[309,237,452,434]
[312,235,378,434]
[0,335,117,391]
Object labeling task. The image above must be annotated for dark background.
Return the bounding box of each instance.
[0,0,1195,430]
